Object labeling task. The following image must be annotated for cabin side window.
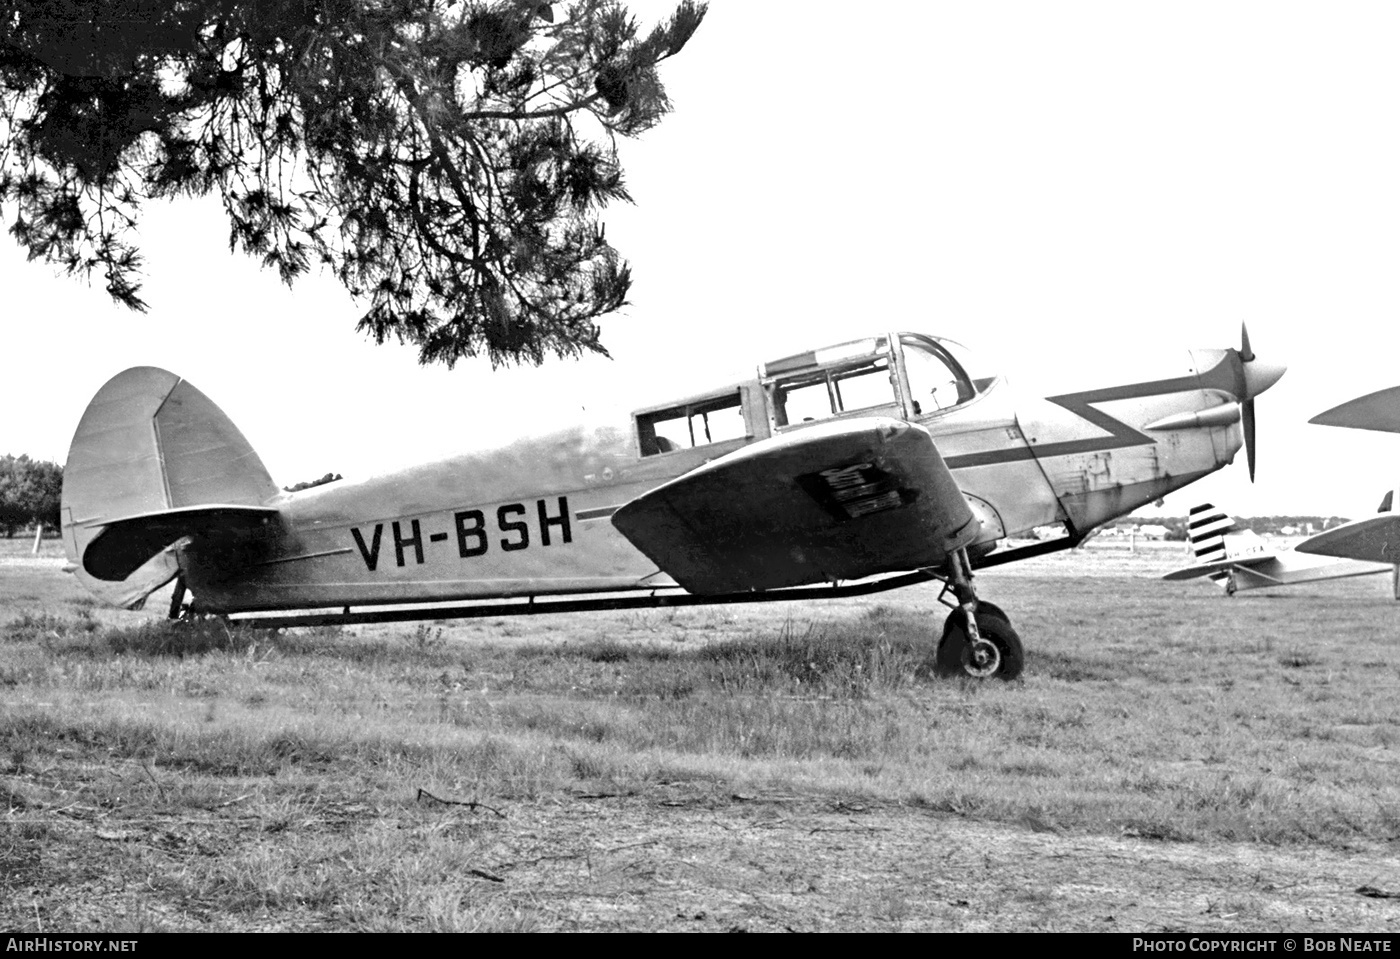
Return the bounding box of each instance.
[901,336,977,416]
[770,357,898,427]
[636,391,747,456]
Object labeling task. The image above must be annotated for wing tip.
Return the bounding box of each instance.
[1312,386,1400,433]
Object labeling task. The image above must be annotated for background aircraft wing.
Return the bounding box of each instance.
[1310,386,1400,433]
[611,417,979,594]
[1295,515,1400,564]
[1162,552,1285,581]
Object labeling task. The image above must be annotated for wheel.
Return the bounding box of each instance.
[972,600,1010,626]
[935,609,1025,680]
[936,610,1023,680]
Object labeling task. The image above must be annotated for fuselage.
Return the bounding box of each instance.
[182,332,1259,613]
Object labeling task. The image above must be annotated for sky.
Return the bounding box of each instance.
[4,1,1400,518]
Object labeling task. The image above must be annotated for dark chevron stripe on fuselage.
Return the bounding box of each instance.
[943,360,1235,471]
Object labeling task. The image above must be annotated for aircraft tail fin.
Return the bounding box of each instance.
[61,367,282,608]
[1186,503,1254,589]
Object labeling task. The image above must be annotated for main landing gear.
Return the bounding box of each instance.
[933,547,1025,681]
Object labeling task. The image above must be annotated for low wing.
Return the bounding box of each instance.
[1162,552,1285,581]
[1295,515,1400,564]
[82,505,282,582]
[611,417,979,595]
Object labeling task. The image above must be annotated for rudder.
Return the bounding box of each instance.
[1187,503,1236,590]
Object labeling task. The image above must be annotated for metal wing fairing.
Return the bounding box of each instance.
[611,416,979,595]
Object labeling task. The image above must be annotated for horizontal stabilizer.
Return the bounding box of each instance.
[1296,514,1400,564]
[83,505,281,582]
[1162,552,1281,581]
[612,417,978,594]
[1310,386,1400,433]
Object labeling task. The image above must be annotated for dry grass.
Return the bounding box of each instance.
[3,536,1399,930]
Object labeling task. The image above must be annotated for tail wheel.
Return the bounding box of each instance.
[936,609,1024,681]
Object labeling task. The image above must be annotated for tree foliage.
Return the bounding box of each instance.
[283,471,342,492]
[0,454,62,535]
[0,0,706,366]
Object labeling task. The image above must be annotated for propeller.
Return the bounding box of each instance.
[1232,323,1287,482]
[1240,325,1257,481]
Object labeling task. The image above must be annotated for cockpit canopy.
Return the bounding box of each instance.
[632,332,998,457]
[761,332,994,427]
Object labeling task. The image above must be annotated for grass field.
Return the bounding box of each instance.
[2,536,1399,931]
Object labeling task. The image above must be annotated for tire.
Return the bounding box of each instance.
[972,600,1010,627]
[935,609,1025,681]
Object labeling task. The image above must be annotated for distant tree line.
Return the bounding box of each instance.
[1128,515,1353,542]
[1226,516,1353,535]
[0,454,62,536]
[0,457,345,536]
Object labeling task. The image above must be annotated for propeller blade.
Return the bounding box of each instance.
[1243,397,1257,482]
[1235,322,1277,482]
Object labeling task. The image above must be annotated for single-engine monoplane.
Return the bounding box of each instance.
[1163,502,1396,596]
[61,327,1284,679]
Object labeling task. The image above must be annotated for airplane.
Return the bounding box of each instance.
[1162,502,1397,597]
[60,327,1285,681]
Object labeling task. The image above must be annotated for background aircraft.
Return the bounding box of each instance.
[1163,502,1396,596]
[61,328,1283,681]
[1289,386,1400,574]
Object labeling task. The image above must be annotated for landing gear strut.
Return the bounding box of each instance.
[168,575,188,620]
[933,547,1025,681]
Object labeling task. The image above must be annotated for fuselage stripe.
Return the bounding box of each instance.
[944,356,1235,471]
